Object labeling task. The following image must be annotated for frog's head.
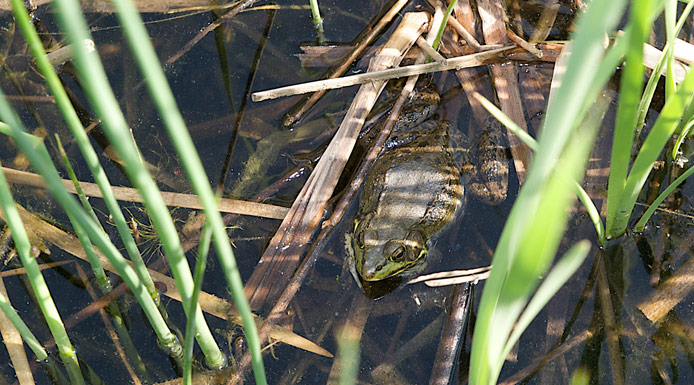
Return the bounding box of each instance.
[350,212,427,281]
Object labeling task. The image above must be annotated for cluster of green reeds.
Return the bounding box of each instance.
[469,0,694,383]
[0,1,266,384]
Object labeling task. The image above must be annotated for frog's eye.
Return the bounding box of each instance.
[389,246,406,263]
[383,240,404,262]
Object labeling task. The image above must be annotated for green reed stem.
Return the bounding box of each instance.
[51,0,226,368]
[54,135,100,229]
[55,135,110,288]
[432,0,457,51]
[0,163,85,385]
[605,0,652,238]
[309,0,324,42]
[184,221,214,385]
[664,0,676,99]
[0,291,48,361]
[612,68,694,231]
[336,323,361,385]
[0,109,179,356]
[111,0,267,379]
[9,0,159,304]
[605,0,667,238]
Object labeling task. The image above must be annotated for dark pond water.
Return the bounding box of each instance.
[0,1,693,384]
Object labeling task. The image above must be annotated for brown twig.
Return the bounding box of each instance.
[0,276,35,384]
[446,13,483,51]
[596,254,625,385]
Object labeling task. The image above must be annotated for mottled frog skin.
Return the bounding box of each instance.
[347,90,509,282]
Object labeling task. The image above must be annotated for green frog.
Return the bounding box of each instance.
[346,92,509,282]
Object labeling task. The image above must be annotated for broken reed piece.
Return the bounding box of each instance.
[445,11,483,51]
[477,0,533,183]
[507,28,543,58]
[407,265,492,287]
[252,45,514,102]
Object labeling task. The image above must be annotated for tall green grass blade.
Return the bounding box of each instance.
[432,0,457,51]
[605,0,656,238]
[673,114,694,158]
[111,0,266,379]
[470,0,626,382]
[0,291,48,360]
[664,0,677,99]
[54,135,101,230]
[9,0,159,303]
[336,324,361,385]
[0,103,179,354]
[610,60,694,235]
[501,240,591,359]
[184,222,214,385]
[486,114,598,382]
[0,163,85,385]
[50,0,225,367]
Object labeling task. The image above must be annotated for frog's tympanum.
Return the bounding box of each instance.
[346,87,509,283]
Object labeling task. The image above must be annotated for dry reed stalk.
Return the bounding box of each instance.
[0,0,212,13]
[0,261,72,278]
[445,10,483,51]
[1,167,288,220]
[436,0,498,126]
[229,12,431,384]
[252,46,513,101]
[0,276,34,385]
